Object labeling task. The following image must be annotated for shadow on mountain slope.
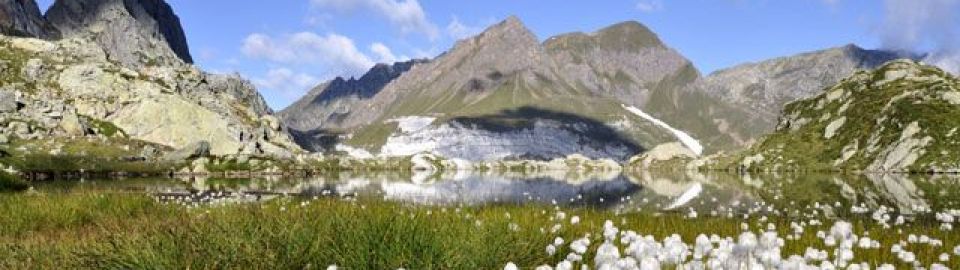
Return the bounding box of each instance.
[449,106,646,157]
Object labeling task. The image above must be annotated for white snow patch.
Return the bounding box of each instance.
[379,121,635,161]
[335,144,374,159]
[621,104,704,156]
[386,116,436,133]
[664,183,703,210]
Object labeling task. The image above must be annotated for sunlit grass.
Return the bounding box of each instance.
[1,191,957,269]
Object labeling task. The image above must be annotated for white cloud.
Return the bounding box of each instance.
[880,0,958,50]
[925,52,960,74]
[240,32,414,107]
[370,42,399,63]
[241,33,295,62]
[636,0,664,13]
[446,16,483,40]
[253,68,320,98]
[311,0,439,40]
[880,0,960,74]
[241,32,376,76]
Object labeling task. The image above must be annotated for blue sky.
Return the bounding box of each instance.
[36,0,959,110]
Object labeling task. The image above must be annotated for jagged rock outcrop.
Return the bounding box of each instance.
[45,0,193,68]
[283,16,757,160]
[0,34,300,157]
[698,44,910,132]
[0,0,59,39]
[733,60,960,173]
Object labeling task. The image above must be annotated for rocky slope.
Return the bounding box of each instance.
[731,60,960,173]
[0,36,299,157]
[283,17,757,161]
[0,0,58,39]
[45,0,193,67]
[0,0,300,160]
[698,44,910,132]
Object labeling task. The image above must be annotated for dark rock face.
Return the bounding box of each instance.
[0,0,59,39]
[45,0,193,67]
[315,59,427,102]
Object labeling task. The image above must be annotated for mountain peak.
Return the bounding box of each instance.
[469,15,538,47]
[597,21,653,35]
[594,21,664,49]
[46,0,193,67]
[544,20,665,52]
[502,15,524,28]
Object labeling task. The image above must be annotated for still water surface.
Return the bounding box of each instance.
[30,170,960,214]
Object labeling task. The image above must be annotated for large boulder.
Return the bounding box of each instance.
[58,110,87,136]
[0,90,18,113]
[109,94,242,155]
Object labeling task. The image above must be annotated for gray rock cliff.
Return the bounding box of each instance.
[0,0,59,39]
[45,0,193,68]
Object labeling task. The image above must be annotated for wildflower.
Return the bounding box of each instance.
[594,242,621,268]
[931,264,950,270]
[570,238,590,254]
[546,244,557,256]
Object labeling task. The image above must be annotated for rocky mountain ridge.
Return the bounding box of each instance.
[698,44,911,132]
[0,0,58,39]
[279,59,427,134]
[282,16,759,161]
[730,60,960,173]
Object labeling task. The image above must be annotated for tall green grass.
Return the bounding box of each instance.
[0,192,956,269]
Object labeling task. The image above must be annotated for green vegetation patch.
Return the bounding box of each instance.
[0,171,27,192]
[79,115,128,138]
[0,137,176,175]
[0,192,956,269]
